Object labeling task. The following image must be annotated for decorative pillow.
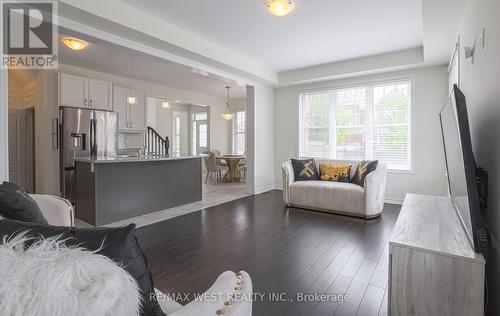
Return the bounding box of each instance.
[291,158,319,181]
[351,160,378,187]
[0,233,141,316]
[319,163,351,182]
[0,220,165,316]
[0,182,47,224]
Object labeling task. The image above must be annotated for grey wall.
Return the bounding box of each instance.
[457,0,500,314]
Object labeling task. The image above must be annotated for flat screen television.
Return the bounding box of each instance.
[439,85,490,254]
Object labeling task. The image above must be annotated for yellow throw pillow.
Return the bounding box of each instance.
[319,163,351,182]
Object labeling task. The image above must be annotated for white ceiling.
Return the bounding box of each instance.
[123,0,423,72]
[58,32,247,99]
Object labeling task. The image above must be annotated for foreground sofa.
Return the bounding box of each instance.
[282,159,387,218]
[25,194,253,316]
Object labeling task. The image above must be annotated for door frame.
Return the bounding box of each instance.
[1,69,8,182]
[26,107,36,193]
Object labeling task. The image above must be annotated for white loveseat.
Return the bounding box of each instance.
[28,194,253,316]
[282,159,387,219]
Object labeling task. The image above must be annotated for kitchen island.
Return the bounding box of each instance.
[75,155,202,226]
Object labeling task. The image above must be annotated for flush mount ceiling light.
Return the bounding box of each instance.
[162,100,170,108]
[222,86,234,121]
[267,0,295,16]
[63,38,88,50]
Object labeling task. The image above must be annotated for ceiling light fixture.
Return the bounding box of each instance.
[222,86,234,121]
[127,96,137,104]
[162,100,170,108]
[63,38,88,50]
[267,0,294,16]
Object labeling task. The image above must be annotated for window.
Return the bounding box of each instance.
[232,111,246,155]
[173,116,181,157]
[299,80,411,170]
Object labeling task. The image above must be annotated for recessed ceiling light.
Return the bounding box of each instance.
[267,0,295,16]
[63,38,88,50]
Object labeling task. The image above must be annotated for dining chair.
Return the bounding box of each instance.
[202,151,225,184]
[212,149,227,167]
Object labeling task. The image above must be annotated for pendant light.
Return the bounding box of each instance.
[127,55,137,104]
[162,63,170,108]
[222,86,234,121]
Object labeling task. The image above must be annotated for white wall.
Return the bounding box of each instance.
[248,85,275,193]
[275,66,449,202]
[456,1,500,314]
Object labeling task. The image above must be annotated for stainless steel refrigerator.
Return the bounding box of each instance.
[60,107,117,203]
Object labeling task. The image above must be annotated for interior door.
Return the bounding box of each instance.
[88,79,112,110]
[128,89,146,132]
[196,120,208,156]
[59,73,88,108]
[8,108,27,189]
[113,85,129,131]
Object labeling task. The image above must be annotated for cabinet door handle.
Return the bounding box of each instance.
[131,122,133,129]
[90,99,93,106]
[84,98,87,106]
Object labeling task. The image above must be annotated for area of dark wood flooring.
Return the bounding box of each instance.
[136,190,400,316]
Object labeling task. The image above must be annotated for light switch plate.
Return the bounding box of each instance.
[480,27,485,50]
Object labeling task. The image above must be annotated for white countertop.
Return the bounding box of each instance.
[74,155,202,164]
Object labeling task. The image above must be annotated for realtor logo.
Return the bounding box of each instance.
[1,0,58,69]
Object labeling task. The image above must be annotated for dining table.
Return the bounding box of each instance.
[216,154,246,182]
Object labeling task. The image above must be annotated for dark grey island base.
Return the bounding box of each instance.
[75,156,202,226]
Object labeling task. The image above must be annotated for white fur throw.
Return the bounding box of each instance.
[0,233,141,316]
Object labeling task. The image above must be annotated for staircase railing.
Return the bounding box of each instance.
[145,126,169,156]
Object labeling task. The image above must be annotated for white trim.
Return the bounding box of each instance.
[254,185,276,194]
[385,197,403,205]
[0,69,7,182]
[296,76,415,172]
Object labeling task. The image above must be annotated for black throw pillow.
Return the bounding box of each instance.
[0,219,165,316]
[291,158,319,181]
[0,182,47,224]
[351,160,378,187]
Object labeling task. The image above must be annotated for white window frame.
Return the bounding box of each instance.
[296,77,415,173]
[232,110,246,155]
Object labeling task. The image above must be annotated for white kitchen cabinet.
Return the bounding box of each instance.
[128,89,146,132]
[59,73,112,111]
[87,79,113,111]
[59,73,87,108]
[113,86,146,132]
[113,85,129,131]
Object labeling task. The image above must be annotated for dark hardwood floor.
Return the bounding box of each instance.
[136,190,400,316]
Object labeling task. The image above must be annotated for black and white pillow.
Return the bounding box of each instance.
[351,160,378,187]
[0,220,165,316]
[0,182,47,224]
[291,158,319,181]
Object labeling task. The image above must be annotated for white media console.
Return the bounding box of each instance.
[388,194,485,315]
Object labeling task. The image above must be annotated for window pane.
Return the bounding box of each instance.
[373,82,411,170]
[300,92,331,158]
[233,111,246,154]
[199,124,207,147]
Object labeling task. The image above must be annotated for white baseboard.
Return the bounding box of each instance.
[275,184,283,190]
[384,197,403,205]
[254,185,277,194]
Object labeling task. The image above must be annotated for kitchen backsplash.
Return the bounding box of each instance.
[118,133,144,150]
